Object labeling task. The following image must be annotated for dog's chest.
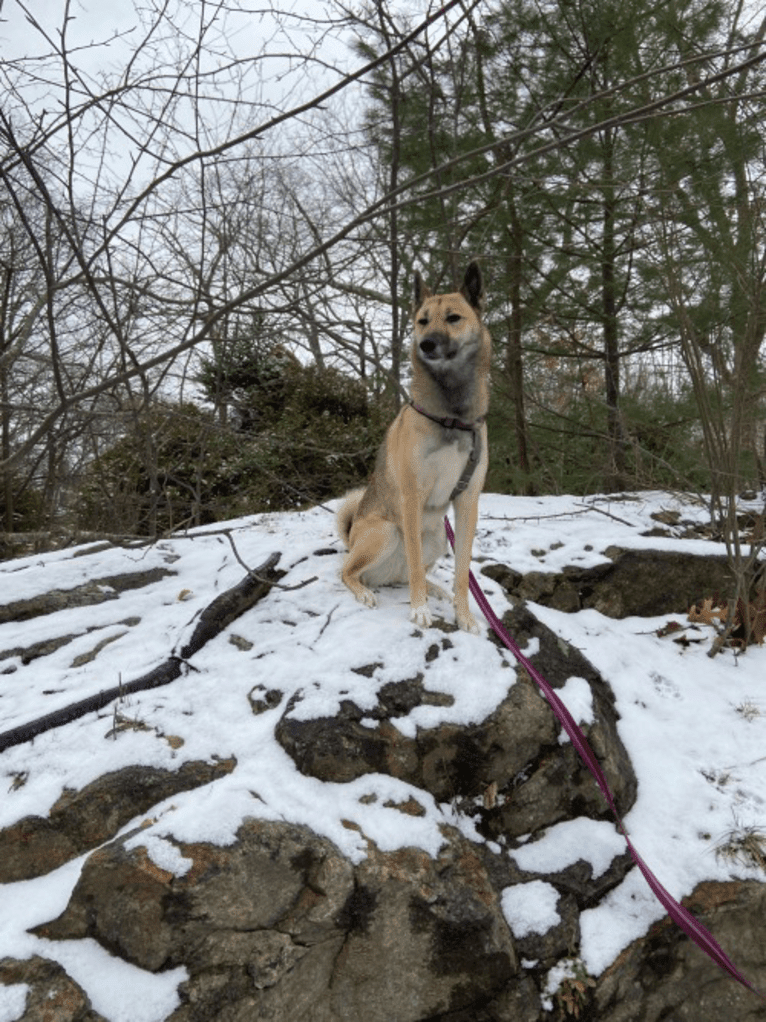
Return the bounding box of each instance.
[422,434,472,508]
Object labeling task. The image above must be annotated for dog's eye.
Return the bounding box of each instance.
[418,316,429,326]
[446,314,461,324]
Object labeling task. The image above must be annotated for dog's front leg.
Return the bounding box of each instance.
[451,488,481,634]
[400,480,431,628]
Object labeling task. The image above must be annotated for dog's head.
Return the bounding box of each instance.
[409,261,491,419]
[411,261,487,369]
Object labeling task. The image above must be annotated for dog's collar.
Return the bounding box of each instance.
[409,400,484,432]
[409,400,484,500]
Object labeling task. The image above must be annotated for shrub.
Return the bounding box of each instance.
[76,364,390,536]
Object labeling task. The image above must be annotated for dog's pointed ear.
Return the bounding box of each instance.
[413,270,432,314]
[460,261,485,313]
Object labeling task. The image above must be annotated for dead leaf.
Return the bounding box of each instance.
[656,620,684,638]
[8,772,28,792]
[673,634,705,648]
[483,781,498,810]
[688,596,728,628]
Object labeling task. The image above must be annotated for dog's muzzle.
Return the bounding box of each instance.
[419,333,457,361]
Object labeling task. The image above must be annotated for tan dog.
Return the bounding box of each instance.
[337,261,491,633]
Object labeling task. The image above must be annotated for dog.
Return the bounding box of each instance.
[337,261,491,633]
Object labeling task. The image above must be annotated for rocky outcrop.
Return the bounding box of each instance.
[20,826,766,1021]
[594,881,766,1022]
[277,602,636,843]
[33,819,518,1022]
[0,759,236,883]
[2,590,641,1021]
[1,540,764,1022]
[276,661,559,804]
[483,548,735,618]
[0,567,176,625]
[0,554,284,753]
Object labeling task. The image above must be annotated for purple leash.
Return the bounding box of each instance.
[444,517,762,997]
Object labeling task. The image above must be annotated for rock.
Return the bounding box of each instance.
[0,559,283,755]
[327,834,516,1022]
[70,630,129,667]
[248,684,284,715]
[276,667,558,806]
[448,976,544,1022]
[0,955,106,1022]
[483,549,736,618]
[0,567,176,624]
[0,633,78,667]
[593,881,766,1021]
[480,602,637,840]
[278,601,636,846]
[0,759,236,883]
[34,819,517,1022]
[0,618,143,669]
[512,890,581,966]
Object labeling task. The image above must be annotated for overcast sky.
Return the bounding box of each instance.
[1,0,138,65]
[0,0,357,101]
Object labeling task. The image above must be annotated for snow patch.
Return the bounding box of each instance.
[0,985,29,1022]
[125,833,194,877]
[510,818,625,879]
[502,881,561,938]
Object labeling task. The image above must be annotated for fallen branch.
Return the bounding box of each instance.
[574,502,635,528]
[481,508,592,523]
[0,552,285,753]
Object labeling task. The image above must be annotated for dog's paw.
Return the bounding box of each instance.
[409,603,433,628]
[355,587,377,609]
[456,608,480,634]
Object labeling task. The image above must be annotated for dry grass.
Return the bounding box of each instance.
[715,823,766,872]
[735,700,762,722]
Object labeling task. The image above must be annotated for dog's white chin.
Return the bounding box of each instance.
[417,345,477,369]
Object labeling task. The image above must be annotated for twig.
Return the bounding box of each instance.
[220,529,317,591]
[481,508,592,523]
[573,502,635,527]
[315,604,339,641]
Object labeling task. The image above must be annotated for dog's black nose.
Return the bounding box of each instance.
[420,333,459,362]
[420,332,451,359]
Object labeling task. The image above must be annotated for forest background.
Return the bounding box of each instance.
[1,0,765,565]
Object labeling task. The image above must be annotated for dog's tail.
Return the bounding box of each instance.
[337,488,365,548]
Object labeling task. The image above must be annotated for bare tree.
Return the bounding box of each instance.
[0,0,474,484]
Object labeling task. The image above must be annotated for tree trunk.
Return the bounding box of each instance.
[601,124,625,491]
[505,212,532,494]
[1,364,12,533]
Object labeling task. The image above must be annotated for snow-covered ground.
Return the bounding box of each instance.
[0,491,764,1021]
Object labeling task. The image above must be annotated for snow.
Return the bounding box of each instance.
[124,834,194,877]
[511,818,627,878]
[502,881,561,938]
[0,986,27,1022]
[38,939,186,1022]
[0,490,765,1019]
[553,676,594,743]
[0,855,187,1022]
[542,957,587,1011]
